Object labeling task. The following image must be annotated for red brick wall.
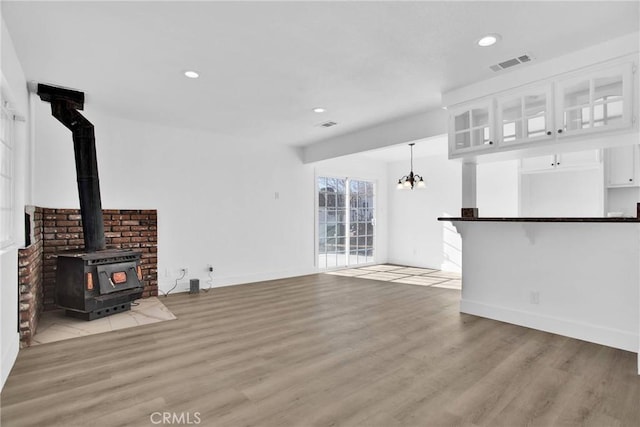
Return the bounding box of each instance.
[42,208,158,311]
[18,207,44,347]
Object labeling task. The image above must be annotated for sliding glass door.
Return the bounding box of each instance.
[317,177,375,269]
[349,179,375,266]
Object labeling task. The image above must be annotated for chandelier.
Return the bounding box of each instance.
[397,143,425,190]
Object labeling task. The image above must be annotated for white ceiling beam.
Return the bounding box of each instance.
[302,108,448,164]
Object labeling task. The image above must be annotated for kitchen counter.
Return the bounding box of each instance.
[440,218,640,373]
[439,217,640,222]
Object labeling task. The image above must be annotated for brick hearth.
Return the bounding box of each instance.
[17,206,158,347]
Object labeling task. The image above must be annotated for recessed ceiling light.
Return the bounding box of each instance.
[477,34,501,47]
[184,70,199,79]
[313,107,326,113]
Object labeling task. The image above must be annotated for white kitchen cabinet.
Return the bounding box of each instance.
[606,144,639,187]
[448,100,494,156]
[520,149,601,172]
[497,84,554,146]
[555,62,634,138]
[557,150,602,168]
[447,58,637,160]
[520,154,557,171]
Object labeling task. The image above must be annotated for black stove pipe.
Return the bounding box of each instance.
[36,84,106,252]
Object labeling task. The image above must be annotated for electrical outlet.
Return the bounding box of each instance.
[180,267,188,275]
[207,264,213,272]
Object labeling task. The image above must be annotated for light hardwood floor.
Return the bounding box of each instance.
[2,273,639,426]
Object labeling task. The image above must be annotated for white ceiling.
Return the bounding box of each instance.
[2,1,639,149]
[357,135,448,163]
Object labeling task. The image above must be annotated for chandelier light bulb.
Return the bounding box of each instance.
[396,143,425,190]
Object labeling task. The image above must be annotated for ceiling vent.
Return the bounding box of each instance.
[490,53,533,72]
[320,121,338,128]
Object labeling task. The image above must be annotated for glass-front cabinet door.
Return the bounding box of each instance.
[497,85,553,146]
[449,100,494,155]
[555,62,633,137]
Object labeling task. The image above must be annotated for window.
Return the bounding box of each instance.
[0,100,15,248]
[317,176,375,269]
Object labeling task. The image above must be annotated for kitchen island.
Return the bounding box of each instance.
[438,216,640,373]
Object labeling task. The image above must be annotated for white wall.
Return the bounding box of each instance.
[607,187,640,217]
[33,102,318,293]
[1,16,29,390]
[520,168,604,217]
[386,136,462,270]
[385,138,522,270]
[477,160,519,217]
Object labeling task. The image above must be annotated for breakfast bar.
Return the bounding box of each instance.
[438,216,640,373]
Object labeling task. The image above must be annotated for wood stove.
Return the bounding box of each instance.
[37,83,144,320]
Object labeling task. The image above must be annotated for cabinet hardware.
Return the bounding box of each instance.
[630,179,634,182]
[557,129,563,133]
[546,131,552,135]
[489,141,493,145]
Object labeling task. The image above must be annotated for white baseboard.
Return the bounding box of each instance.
[1,332,20,391]
[460,299,638,353]
[160,267,319,294]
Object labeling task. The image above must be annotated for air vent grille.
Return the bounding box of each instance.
[498,58,520,69]
[320,121,338,128]
[490,53,534,72]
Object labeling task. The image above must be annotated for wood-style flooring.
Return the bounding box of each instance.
[1,273,639,426]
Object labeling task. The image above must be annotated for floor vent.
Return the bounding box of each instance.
[320,121,338,128]
[490,53,534,72]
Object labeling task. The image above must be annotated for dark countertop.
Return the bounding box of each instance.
[438,217,640,223]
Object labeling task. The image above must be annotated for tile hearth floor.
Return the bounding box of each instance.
[32,297,176,345]
[325,264,462,289]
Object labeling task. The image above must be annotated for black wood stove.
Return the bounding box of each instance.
[37,83,144,320]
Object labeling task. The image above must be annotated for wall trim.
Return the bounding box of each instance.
[1,332,19,391]
[460,298,638,353]
[165,267,321,294]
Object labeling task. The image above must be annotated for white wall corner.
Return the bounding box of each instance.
[1,332,19,391]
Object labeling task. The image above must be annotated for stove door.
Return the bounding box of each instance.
[96,261,142,295]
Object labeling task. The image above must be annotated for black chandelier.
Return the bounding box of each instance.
[397,143,425,190]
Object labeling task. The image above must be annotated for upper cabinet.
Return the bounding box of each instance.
[449,100,494,154]
[497,84,554,146]
[447,59,637,159]
[606,144,639,187]
[520,149,602,173]
[556,62,633,138]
